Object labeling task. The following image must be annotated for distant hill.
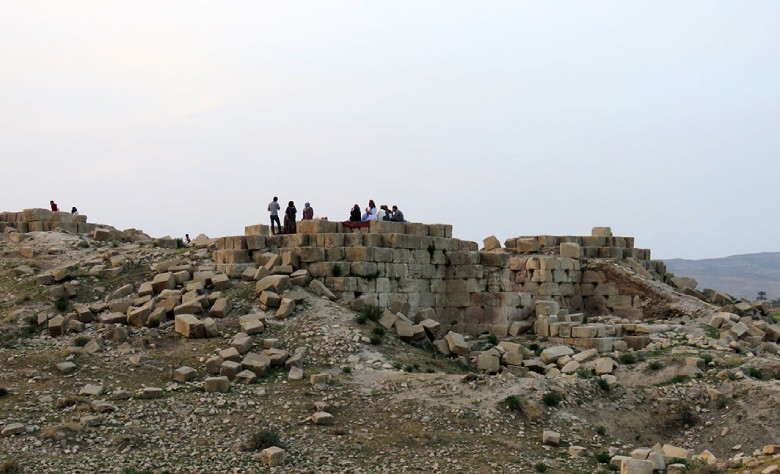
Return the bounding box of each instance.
[664,252,780,301]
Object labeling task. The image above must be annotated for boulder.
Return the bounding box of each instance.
[540,346,574,364]
[174,314,204,338]
[204,376,230,393]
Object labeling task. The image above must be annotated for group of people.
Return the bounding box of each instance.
[50,200,79,216]
[268,197,314,235]
[349,200,405,222]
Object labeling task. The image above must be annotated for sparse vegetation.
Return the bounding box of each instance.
[244,429,284,451]
[0,459,21,474]
[501,395,541,422]
[486,335,498,346]
[73,336,90,347]
[618,353,637,364]
[542,391,562,407]
[370,335,382,345]
[576,368,593,378]
[372,326,386,337]
[649,360,663,371]
[595,425,607,436]
[342,366,352,374]
[534,462,548,472]
[54,296,68,312]
[746,367,764,380]
[703,325,719,338]
[595,378,610,392]
[360,304,383,322]
[659,375,690,386]
[595,451,610,463]
[122,469,153,474]
[355,314,368,324]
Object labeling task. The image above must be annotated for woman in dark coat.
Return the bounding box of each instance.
[349,204,361,222]
[283,201,297,234]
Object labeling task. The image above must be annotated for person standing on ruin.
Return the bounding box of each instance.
[50,200,59,212]
[283,200,297,234]
[302,202,314,220]
[268,196,282,235]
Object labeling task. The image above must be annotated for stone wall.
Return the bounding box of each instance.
[211,221,671,337]
[0,209,92,234]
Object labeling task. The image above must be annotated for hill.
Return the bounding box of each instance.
[664,252,780,300]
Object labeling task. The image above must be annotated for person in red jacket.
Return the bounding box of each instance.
[50,200,59,212]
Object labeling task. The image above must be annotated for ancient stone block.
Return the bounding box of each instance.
[174,366,197,383]
[175,314,204,338]
[204,376,230,393]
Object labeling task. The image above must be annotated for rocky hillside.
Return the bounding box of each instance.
[0,220,778,473]
[665,252,780,301]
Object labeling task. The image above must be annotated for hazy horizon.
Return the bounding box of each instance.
[2,2,778,260]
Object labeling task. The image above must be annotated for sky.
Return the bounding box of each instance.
[1,1,778,260]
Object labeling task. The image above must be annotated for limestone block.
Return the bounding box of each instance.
[420,319,442,340]
[479,251,509,267]
[312,411,335,425]
[396,322,426,341]
[276,298,295,318]
[241,318,264,336]
[241,353,269,377]
[262,348,290,366]
[204,376,230,393]
[542,430,561,446]
[297,220,339,233]
[483,235,501,251]
[260,291,281,308]
[175,314,204,338]
[621,458,654,474]
[477,353,500,373]
[369,220,405,234]
[351,261,379,277]
[516,238,540,253]
[256,275,291,295]
[560,242,581,258]
[592,227,613,237]
[48,314,66,337]
[56,361,77,374]
[535,300,560,317]
[92,227,112,241]
[174,366,197,383]
[2,423,26,436]
[220,360,242,380]
[174,300,202,315]
[445,331,470,356]
[309,280,336,300]
[262,446,286,467]
[540,346,574,364]
[127,304,152,328]
[152,272,176,293]
[594,357,617,375]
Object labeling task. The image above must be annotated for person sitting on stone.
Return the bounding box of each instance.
[71,207,78,215]
[283,201,297,234]
[390,205,405,222]
[302,202,314,220]
[50,200,58,212]
[363,200,378,221]
[349,204,361,222]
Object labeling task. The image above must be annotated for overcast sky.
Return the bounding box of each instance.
[1,1,778,260]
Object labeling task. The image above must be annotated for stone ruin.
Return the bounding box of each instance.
[212,221,661,330]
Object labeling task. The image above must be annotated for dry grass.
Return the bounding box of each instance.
[39,421,83,440]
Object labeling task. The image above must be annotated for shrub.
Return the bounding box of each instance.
[342,366,352,374]
[77,240,90,249]
[355,314,367,325]
[595,378,610,392]
[684,459,726,474]
[661,375,690,386]
[534,463,548,472]
[370,335,382,345]
[73,336,90,347]
[372,326,386,337]
[542,391,562,407]
[618,353,637,364]
[715,398,727,410]
[501,395,541,421]
[175,238,185,248]
[54,297,68,312]
[595,451,611,463]
[701,354,714,365]
[392,362,402,370]
[404,365,415,372]
[746,367,764,380]
[486,335,498,346]
[504,395,522,412]
[244,429,284,451]
[595,425,607,436]
[0,388,8,398]
[703,325,720,338]
[576,368,593,379]
[360,304,383,322]
[649,360,662,371]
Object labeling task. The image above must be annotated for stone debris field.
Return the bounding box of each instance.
[0,209,778,473]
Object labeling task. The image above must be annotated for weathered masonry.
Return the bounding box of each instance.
[212,220,669,337]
